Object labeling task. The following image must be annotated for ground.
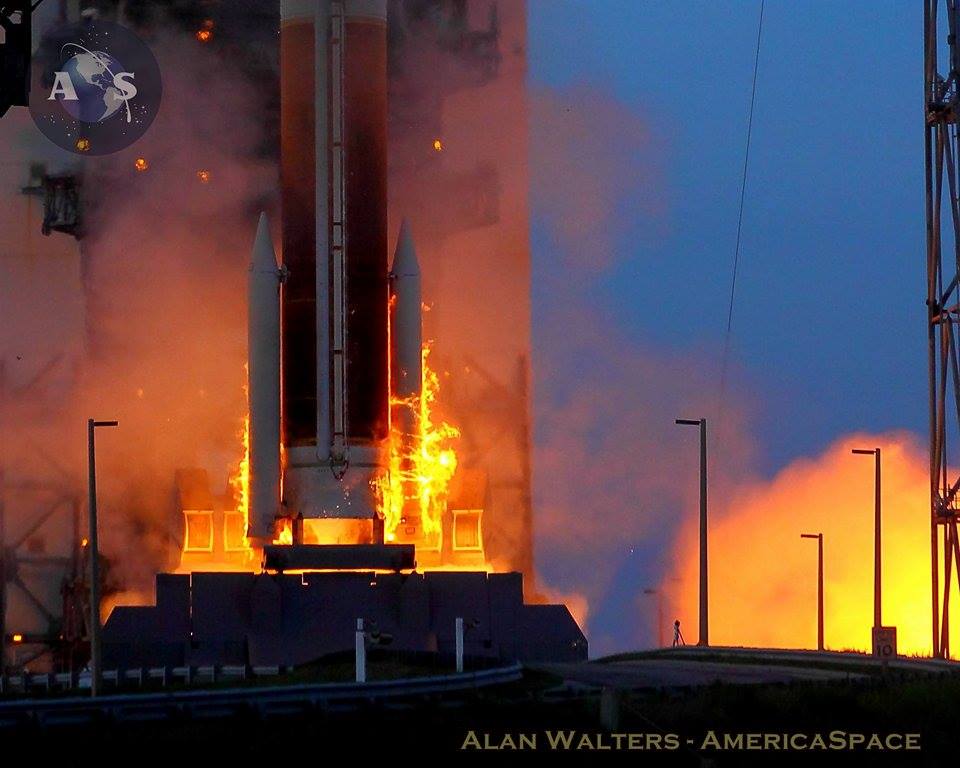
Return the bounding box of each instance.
[2,648,958,766]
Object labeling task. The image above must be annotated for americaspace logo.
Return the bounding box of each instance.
[29,20,161,155]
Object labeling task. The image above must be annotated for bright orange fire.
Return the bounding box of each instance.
[196,19,214,42]
[376,344,460,546]
[669,433,960,657]
[228,411,251,548]
[273,518,293,545]
[177,369,255,572]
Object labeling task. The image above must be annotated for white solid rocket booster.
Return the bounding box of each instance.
[389,220,423,538]
[390,219,422,403]
[248,212,283,542]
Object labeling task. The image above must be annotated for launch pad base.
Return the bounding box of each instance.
[103,570,587,668]
[262,544,416,572]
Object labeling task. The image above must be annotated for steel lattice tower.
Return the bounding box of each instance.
[925,0,960,659]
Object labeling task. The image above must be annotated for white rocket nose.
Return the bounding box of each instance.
[391,218,420,279]
[251,212,279,272]
[390,219,422,399]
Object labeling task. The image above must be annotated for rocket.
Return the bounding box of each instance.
[247,2,435,544]
[247,0,391,542]
[247,213,283,543]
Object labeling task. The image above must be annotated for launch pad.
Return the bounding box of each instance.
[261,543,415,571]
[0,0,586,677]
[101,0,587,671]
[102,570,586,668]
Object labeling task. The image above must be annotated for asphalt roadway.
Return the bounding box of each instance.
[532,646,960,690]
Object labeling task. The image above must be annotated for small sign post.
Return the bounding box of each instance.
[872,626,897,658]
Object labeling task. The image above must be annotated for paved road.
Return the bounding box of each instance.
[535,647,960,690]
[652,646,960,673]
[534,658,865,690]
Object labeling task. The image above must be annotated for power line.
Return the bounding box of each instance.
[718,0,765,416]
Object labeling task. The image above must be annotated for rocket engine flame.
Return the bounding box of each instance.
[376,344,460,545]
[228,413,251,548]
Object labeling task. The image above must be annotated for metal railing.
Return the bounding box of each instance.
[0,663,524,728]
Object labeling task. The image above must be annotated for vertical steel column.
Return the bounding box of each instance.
[355,618,366,682]
[699,418,708,646]
[329,0,348,469]
[801,532,824,651]
[455,617,464,673]
[315,0,332,458]
[86,420,100,697]
[86,419,116,697]
[676,417,708,646]
[818,533,824,652]
[875,449,882,629]
[924,0,960,658]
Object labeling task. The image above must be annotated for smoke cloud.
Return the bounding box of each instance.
[0,23,275,613]
[78,30,275,586]
[528,85,948,659]
[670,433,959,656]
[529,84,755,653]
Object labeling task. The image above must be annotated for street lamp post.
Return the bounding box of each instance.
[87,418,118,698]
[676,417,708,646]
[852,448,882,630]
[801,533,824,651]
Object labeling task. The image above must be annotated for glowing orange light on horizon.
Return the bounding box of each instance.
[432,138,443,152]
[12,634,23,643]
[669,433,960,658]
[75,138,90,152]
[197,169,211,183]
[134,157,148,172]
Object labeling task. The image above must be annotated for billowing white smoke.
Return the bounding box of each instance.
[529,85,755,654]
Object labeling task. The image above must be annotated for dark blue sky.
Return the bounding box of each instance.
[528,0,924,473]
[525,1,927,653]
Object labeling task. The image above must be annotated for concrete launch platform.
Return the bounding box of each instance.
[262,543,416,571]
[103,570,587,668]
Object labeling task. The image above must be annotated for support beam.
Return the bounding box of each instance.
[924,0,960,659]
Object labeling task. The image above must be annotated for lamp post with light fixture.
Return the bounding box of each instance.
[87,418,117,697]
[800,533,824,651]
[676,417,708,646]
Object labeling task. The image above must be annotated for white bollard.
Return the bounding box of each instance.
[455,617,464,673]
[355,618,366,683]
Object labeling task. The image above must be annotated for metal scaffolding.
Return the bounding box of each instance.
[924,0,960,659]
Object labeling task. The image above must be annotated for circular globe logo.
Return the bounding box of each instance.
[29,21,162,156]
